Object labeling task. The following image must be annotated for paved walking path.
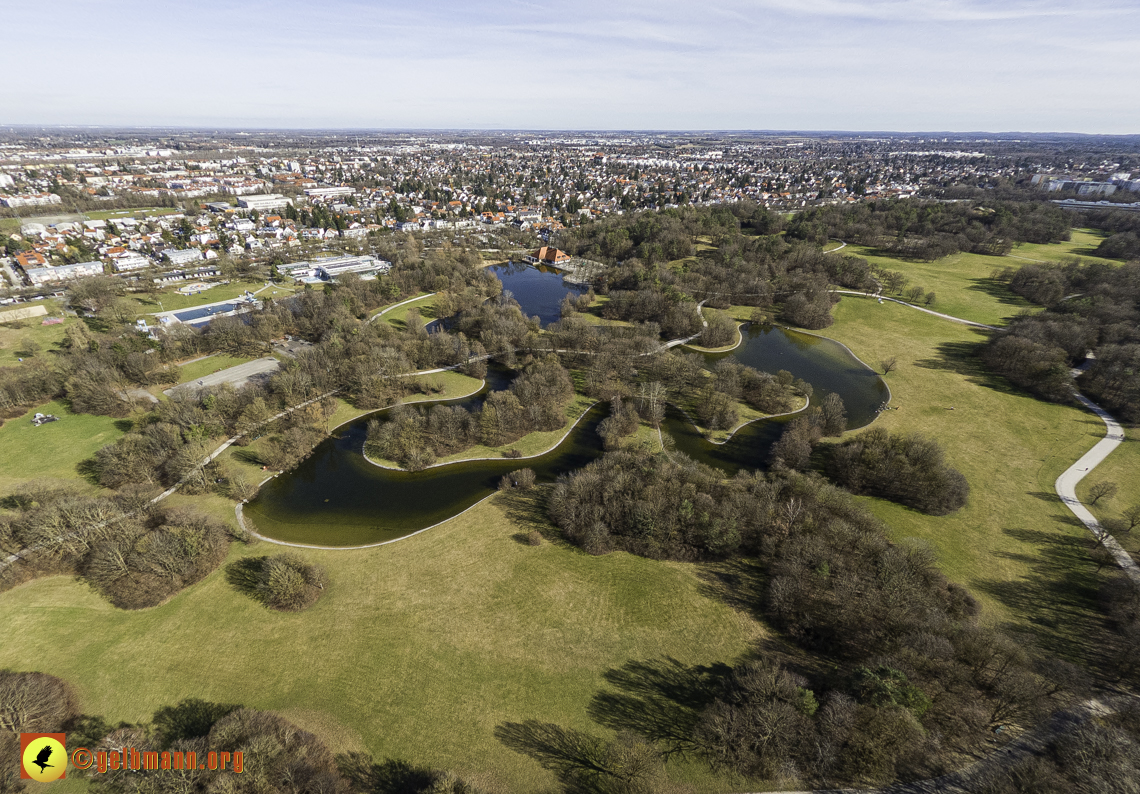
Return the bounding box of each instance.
[163,356,281,396]
[830,290,1000,329]
[368,292,437,323]
[1055,391,1140,584]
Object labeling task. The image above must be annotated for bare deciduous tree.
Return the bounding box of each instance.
[1087,481,1119,505]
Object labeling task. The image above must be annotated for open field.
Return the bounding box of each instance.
[845,244,1039,326]
[84,207,182,221]
[0,494,764,792]
[0,302,72,366]
[129,280,289,315]
[1009,227,1116,265]
[0,400,127,493]
[812,297,1120,663]
[379,293,437,329]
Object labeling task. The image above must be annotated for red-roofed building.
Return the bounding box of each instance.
[15,251,47,269]
[525,247,571,266]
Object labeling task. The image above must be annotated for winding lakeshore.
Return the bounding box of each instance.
[244,322,889,546]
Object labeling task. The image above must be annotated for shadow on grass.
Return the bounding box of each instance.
[494,720,620,792]
[230,448,264,466]
[113,419,134,433]
[695,557,769,624]
[586,657,730,757]
[224,557,268,602]
[81,315,112,334]
[1071,246,1107,259]
[966,277,1032,308]
[914,339,1024,395]
[337,753,437,794]
[76,456,102,487]
[497,486,572,547]
[857,245,934,263]
[971,525,1113,671]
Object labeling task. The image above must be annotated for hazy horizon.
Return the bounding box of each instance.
[6,0,1140,134]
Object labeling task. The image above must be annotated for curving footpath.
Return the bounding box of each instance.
[368,292,438,324]
[831,290,999,330]
[1055,391,1140,585]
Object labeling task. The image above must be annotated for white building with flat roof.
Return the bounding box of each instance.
[1,193,63,208]
[113,254,153,272]
[314,254,392,281]
[25,261,103,285]
[165,248,203,266]
[238,193,293,211]
[305,186,355,200]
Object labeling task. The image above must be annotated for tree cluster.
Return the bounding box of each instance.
[0,669,79,793]
[0,486,234,609]
[366,357,574,469]
[826,428,971,515]
[766,392,847,470]
[989,260,1139,419]
[547,448,1071,786]
[967,702,1140,794]
[226,553,328,612]
[787,200,1070,260]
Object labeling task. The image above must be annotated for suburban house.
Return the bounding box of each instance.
[14,251,48,269]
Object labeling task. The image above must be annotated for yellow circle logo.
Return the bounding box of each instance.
[21,735,67,782]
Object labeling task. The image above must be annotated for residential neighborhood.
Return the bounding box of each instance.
[7,128,1137,294]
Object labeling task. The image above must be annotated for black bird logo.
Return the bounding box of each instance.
[33,745,54,773]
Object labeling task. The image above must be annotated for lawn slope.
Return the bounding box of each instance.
[0,494,763,791]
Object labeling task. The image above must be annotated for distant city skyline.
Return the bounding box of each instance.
[6,0,1139,133]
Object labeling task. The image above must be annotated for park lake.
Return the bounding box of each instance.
[245,283,889,546]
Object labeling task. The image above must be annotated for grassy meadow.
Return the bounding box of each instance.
[0,495,764,792]
[808,297,1122,663]
[1009,227,1115,265]
[370,293,436,327]
[0,302,73,366]
[0,232,1134,790]
[844,244,1038,326]
[0,400,127,493]
[1077,424,1140,565]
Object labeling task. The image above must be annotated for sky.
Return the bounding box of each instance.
[4,0,1139,133]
